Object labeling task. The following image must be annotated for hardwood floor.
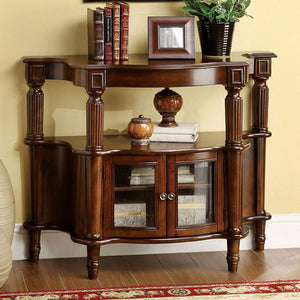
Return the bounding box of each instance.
[1,249,300,292]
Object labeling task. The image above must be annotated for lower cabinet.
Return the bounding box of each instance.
[103,151,225,239]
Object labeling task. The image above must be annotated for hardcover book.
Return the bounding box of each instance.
[118,2,129,61]
[87,8,105,61]
[104,7,113,61]
[106,2,121,61]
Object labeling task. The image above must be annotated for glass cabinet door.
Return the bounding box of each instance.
[104,155,166,238]
[176,162,214,227]
[114,165,156,228]
[167,152,224,237]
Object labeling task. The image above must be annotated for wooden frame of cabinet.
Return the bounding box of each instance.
[23,52,276,279]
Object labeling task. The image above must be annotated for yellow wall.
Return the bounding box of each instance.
[0,0,299,224]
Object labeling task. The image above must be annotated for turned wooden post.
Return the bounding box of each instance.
[225,66,247,272]
[25,63,46,262]
[250,54,276,251]
[87,245,101,279]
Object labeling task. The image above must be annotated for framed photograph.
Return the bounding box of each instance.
[148,17,195,60]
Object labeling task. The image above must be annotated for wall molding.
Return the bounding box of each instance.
[12,214,300,260]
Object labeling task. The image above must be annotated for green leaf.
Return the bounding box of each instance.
[182,6,203,17]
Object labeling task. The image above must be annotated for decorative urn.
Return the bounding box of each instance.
[127,115,153,145]
[153,87,183,127]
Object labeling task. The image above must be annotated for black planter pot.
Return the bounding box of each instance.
[197,21,235,57]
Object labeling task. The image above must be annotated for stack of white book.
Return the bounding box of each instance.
[130,166,195,185]
[149,122,198,143]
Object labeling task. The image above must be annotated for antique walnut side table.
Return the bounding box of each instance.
[23,52,276,279]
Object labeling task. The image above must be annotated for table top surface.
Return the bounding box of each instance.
[23,52,276,70]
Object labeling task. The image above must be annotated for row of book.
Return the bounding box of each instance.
[87,2,129,61]
[130,166,195,185]
[149,122,199,143]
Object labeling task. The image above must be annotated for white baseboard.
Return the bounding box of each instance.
[11,214,300,260]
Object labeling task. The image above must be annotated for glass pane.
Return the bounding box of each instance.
[177,162,214,227]
[114,165,155,228]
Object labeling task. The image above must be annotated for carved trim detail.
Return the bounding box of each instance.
[227,67,247,87]
[88,71,106,91]
[255,58,271,79]
[27,64,46,83]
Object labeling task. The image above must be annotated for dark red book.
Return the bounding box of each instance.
[87,8,104,61]
[118,2,129,61]
[106,2,121,61]
[104,7,113,61]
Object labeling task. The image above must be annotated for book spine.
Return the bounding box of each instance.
[104,7,113,61]
[87,8,104,61]
[119,2,129,61]
[107,2,121,61]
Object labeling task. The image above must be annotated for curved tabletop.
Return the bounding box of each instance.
[23,52,257,88]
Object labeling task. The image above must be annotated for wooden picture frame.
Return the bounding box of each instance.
[148,17,195,60]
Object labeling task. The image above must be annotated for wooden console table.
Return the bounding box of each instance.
[23,52,276,279]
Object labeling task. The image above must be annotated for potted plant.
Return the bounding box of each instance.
[182,0,251,57]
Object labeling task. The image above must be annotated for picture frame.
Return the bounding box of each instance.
[148,17,195,60]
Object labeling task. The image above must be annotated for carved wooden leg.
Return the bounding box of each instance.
[255,220,266,251]
[87,245,100,279]
[250,56,275,251]
[29,230,41,262]
[227,239,240,272]
[25,64,45,263]
[225,149,243,273]
[224,67,246,272]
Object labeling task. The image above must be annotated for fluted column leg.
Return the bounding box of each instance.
[86,91,104,152]
[26,84,44,140]
[252,63,271,251]
[225,84,244,273]
[25,64,46,262]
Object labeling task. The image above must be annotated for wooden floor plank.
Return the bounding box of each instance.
[233,250,281,281]
[189,252,246,283]
[17,260,64,291]
[0,261,27,292]
[155,253,209,284]
[54,258,101,289]
[255,248,300,280]
[1,249,300,292]
[98,256,138,287]
[122,255,175,286]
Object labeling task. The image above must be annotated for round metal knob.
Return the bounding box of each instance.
[168,193,176,201]
[159,193,167,201]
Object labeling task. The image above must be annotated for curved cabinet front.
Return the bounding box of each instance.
[103,151,225,240]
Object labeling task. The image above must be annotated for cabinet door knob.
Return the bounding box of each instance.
[159,193,167,201]
[168,193,176,201]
